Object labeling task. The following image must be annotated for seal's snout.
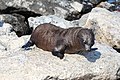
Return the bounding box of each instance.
[85,44,91,51]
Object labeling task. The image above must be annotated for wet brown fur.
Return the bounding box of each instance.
[30,23,95,54]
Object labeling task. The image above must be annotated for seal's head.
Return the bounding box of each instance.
[79,29,95,51]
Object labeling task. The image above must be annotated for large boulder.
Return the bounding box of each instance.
[84,7,120,49]
[0,1,120,80]
[0,0,83,19]
[0,39,119,80]
[28,15,80,29]
[1,0,105,20]
[0,15,120,80]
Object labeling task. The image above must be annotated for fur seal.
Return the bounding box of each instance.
[22,23,95,59]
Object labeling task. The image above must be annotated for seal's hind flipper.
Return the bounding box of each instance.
[22,40,34,49]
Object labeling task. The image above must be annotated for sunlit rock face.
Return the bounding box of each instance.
[0,0,120,80]
[28,15,80,29]
[0,22,120,80]
[0,38,120,80]
[84,7,120,49]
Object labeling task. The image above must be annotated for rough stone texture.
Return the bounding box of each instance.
[0,0,111,22]
[0,22,30,51]
[0,21,120,80]
[0,1,120,79]
[0,37,120,80]
[28,15,80,29]
[0,14,31,37]
[0,0,7,10]
[85,0,103,5]
[70,1,83,12]
[97,2,115,10]
[84,7,120,49]
[0,23,12,36]
[0,0,103,20]
[96,1,120,12]
[78,13,89,27]
[0,0,83,18]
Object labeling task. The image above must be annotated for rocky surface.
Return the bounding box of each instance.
[97,2,115,10]
[28,15,80,29]
[0,0,106,20]
[0,22,29,51]
[0,14,32,37]
[84,7,120,49]
[0,22,120,80]
[0,0,80,18]
[0,36,120,80]
[0,0,115,37]
[0,0,120,80]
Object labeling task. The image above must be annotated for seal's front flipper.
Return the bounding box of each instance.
[52,44,67,59]
[52,51,64,59]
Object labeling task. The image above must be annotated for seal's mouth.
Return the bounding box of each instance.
[85,44,91,51]
[85,48,98,52]
[85,44,98,52]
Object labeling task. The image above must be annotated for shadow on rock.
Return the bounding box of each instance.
[80,48,101,62]
[0,20,4,27]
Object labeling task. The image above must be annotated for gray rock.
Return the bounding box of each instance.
[28,15,79,29]
[97,2,115,11]
[78,13,89,27]
[0,1,119,80]
[0,11,119,79]
[1,0,108,21]
[0,14,30,37]
[84,7,120,49]
[0,23,13,35]
[0,22,30,51]
[0,0,7,10]
[0,0,109,21]
[97,1,114,8]
[0,0,82,18]
[0,39,119,80]
[64,11,82,21]
[81,0,105,6]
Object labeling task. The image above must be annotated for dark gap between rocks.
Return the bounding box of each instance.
[65,4,93,21]
[65,0,110,21]
[44,73,97,80]
[113,45,120,53]
[0,7,42,37]
[113,48,120,53]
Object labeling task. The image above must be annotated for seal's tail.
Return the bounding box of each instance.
[22,40,34,49]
